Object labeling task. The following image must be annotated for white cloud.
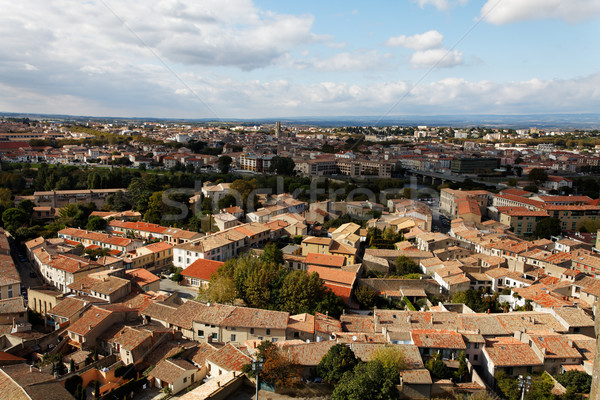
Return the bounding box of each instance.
[311,51,392,71]
[0,0,319,71]
[386,30,444,50]
[481,0,600,25]
[412,0,469,11]
[410,48,464,68]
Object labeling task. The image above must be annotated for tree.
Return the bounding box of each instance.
[523,185,539,193]
[230,179,258,210]
[2,208,29,232]
[371,346,407,371]
[507,178,518,187]
[65,375,83,396]
[260,243,284,266]
[354,285,377,308]
[577,218,600,233]
[394,255,420,276]
[217,155,232,174]
[455,351,469,382]
[217,194,238,210]
[425,353,452,379]
[534,217,562,239]
[94,380,100,399]
[269,156,296,176]
[259,342,302,389]
[331,361,400,400]
[17,199,35,215]
[86,216,107,231]
[318,344,358,383]
[528,168,548,185]
[555,370,592,396]
[144,191,165,224]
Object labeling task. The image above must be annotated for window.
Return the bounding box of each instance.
[266,329,271,335]
[474,354,478,361]
[183,377,187,383]
[474,343,479,349]
[294,332,299,338]
[231,334,236,342]
[198,330,204,338]
[250,328,254,335]
[212,333,217,340]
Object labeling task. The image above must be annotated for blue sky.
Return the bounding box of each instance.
[0,0,599,119]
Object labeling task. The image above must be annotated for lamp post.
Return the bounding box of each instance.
[252,357,264,400]
[518,375,532,400]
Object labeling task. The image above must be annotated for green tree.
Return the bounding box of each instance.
[2,208,29,232]
[217,194,238,210]
[261,243,284,266]
[354,285,377,308]
[144,191,165,224]
[86,216,107,231]
[65,375,83,396]
[279,271,324,314]
[317,344,358,383]
[230,179,258,209]
[425,353,452,379]
[217,155,232,174]
[534,217,562,239]
[494,372,521,400]
[269,156,296,176]
[331,361,400,400]
[528,168,548,185]
[455,351,469,382]
[394,255,420,276]
[199,274,237,304]
[17,199,35,215]
[555,370,592,396]
[371,346,407,371]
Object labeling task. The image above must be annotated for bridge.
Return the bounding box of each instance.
[404,169,506,190]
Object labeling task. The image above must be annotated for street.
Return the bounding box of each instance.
[159,277,199,300]
[9,240,44,293]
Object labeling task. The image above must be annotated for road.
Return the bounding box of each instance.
[8,240,44,294]
[159,277,199,300]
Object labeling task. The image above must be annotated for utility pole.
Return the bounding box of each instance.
[252,356,264,400]
[518,375,532,400]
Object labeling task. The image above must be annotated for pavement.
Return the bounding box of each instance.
[159,277,199,300]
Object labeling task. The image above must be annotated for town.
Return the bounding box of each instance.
[1,117,600,399]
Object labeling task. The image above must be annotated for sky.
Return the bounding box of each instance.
[1,0,599,119]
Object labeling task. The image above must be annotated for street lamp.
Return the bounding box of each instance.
[518,375,532,400]
[252,357,264,400]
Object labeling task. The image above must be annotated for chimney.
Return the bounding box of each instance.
[89,324,92,331]
[81,283,84,289]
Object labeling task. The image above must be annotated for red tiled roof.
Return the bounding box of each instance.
[144,242,173,252]
[484,337,543,367]
[304,253,345,268]
[67,306,113,336]
[307,265,356,286]
[410,329,466,349]
[497,206,549,217]
[182,258,224,281]
[125,268,160,286]
[206,343,251,372]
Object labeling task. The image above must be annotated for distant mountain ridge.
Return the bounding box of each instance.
[2,111,600,130]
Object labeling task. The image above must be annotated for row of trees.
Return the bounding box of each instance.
[199,245,345,317]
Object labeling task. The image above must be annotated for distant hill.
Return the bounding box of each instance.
[2,111,599,130]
